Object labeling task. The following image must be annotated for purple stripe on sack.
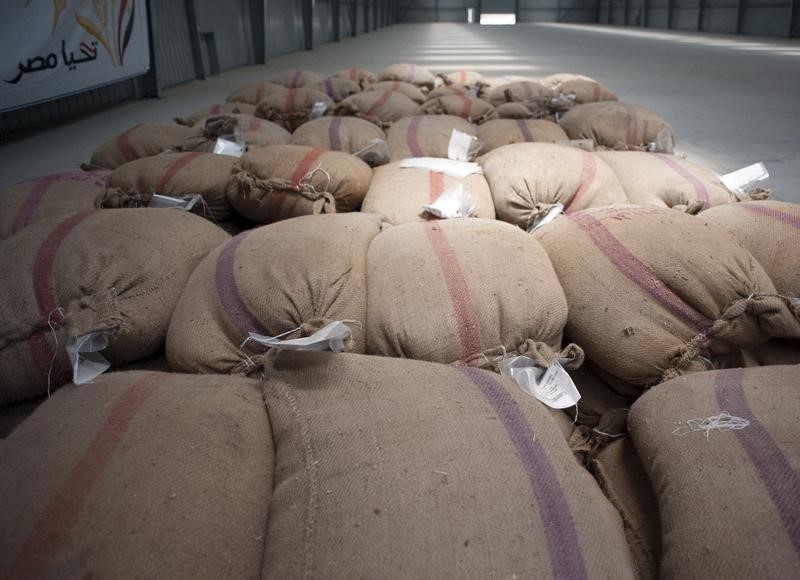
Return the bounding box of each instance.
[328,116,343,151]
[655,155,710,209]
[715,368,800,557]
[324,78,335,99]
[460,366,588,580]
[13,173,105,234]
[739,203,800,231]
[515,119,535,142]
[290,69,303,88]
[569,211,712,331]
[214,232,267,338]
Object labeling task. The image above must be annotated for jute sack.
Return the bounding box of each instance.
[290,116,389,166]
[559,102,676,152]
[542,73,618,104]
[334,90,420,128]
[426,84,471,100]
[597,150,737,211]
[365,80,427,103]
[0,371,272,579]
[270,68,323,88]
[477,118,568,152]
[0,171,108,239]
[378,62,437,91]
[439,69,486,87]
[702,200,800,296]
[417,94,497,124]
[367,218,580,368]
[88,123,194,169]
[0,209,229,404]
[226,81,287,105]
[486,80,554,108]
[226,145,373,223]
[261,351,637,580]
[361,162,495,224]
[174,102,256,126]
[496,101,538,119]
[386,114,477,161]
[534,206,800,387]
[167,213,381,374]
[480,143,628,229]
[178,113,292,152]
[254,88,334,132]
[629,366,800,579]
[331,67,376,89]
[313,77,361,102]
[97,152,237,221]
[738,339,800,367]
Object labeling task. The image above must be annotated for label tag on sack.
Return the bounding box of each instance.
[311,101,328,119]
[149,193,201,211]
[399,157,482,179]
[246,321,351,352]
[448,129,480,161]
[557,139,595,152]
[65,333,111,385]
[528,202,564,234]
[499,356,581,409]
[720,162,769,199]
[422,183,475,219]
[647,127,675,154]
[213,137,245,157]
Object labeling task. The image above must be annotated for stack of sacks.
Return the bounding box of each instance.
[0,209,228,404]
[174,102,256,126]
[477,118,568,152]
[179,114,291,152]
[417,94,497,124]
[291,116,389,166]
[87,123,194,169]
[378,62,437,92]
[533,206,800,387]
[313,76,361,102]
[269,68,322,88]
[331,67,376,88]
[438,69,486,88]
[480,142,629,229]
[386,115,476,160]
[541,73,618,104]
[167,213,381,374]
[486,80,554,108]
[254,88,334,132]
[559,102,676,152]
[365,80,427,103]
[226,145,373,223]
[334,90,420,127]
[0,171,108,239]
[226,81,287,105]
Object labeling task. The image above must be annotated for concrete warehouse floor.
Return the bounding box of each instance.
[1,23,798,200]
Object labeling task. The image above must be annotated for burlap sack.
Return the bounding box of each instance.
[486,80,554,108]
[261,351,637,580]
[97,152,237,221]
[496,101,537,119]
[439,69,486,87]
[477,118,568,152]
[367,218,579,367]
[174,102,256,126]
[361,162,495,224]
[629,365,800,579]
[0,371,272,579]
[378,62,437,91]
[417,94,497,124]
[483,75,537,89]
[568,365,631,432]
[542,73,618,104]
[597,150,737,211]
[178,113,291,152]
[738,339,800,367]
[226,81,287,105]
[313,76,361,102]
[270,68,323,88]
[365,80,427,103]
[0,171,108,239]
[386,114,477,160]
[226,145,373,223]
[88,123,194,169]
[534,206,800,386]
[290,116,388,166]
[167,213,381,374]
[254,88,334,132]
[0,209,229,404]
[332,67,376,89]
[334,90,420,127]
[481,143,628,229]
[426,84,471,99]
[702,200,800,296]
[559,101,676,151]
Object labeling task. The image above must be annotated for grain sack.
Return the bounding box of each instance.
[331,67,376,89]
[270,68,323,88]
[702,200,800,295]
[254,87,334,132]
[179,113,291,152]
[477,118,568,152]
[426,83,471,100]
[313,76,361,102]
[378,62,437,91]
[367,219,579,367]
[0,371,271,579]
[439,69,486,87]
[486,80,554,108]
[481,143,628,229]
[0,209,229,404]
[629,366,800,579]
[226,145,373,223]
[417,94,497,124]
[226,80,287,105]
[361,162,495,224]
[88,123,194,169]
[496,101,537,119]
[97,152,237,221]
[290,116,389,166]
[559,102,676,152]
[534,206,800,386]
[597,150,737,211]
[261,351,637,580]
[386,114,477,160]
[365,80,426,103]
[0,171,108,239]
[167,213,381,374]
[542,73,618,104]
[174,102,256,126]
[335,90,420,127]
[738,339,800,367]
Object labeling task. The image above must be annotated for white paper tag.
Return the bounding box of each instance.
[720,162,769,199]
[65,333,111,385]
[499,356,581,409]
[149,193,201,211]
[528,202,564,233]
[398,157,483,179]
[422,184,475,219]
[246,321,351,352]
[448,129,479,161]
[557,139,595,152]
[213,137,245,157]
[647,127,675,154]
[311,101,328,119]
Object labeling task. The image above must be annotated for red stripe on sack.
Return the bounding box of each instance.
[391,81,400,92]
[458,71,467,84]
[349,69,357,81]
[6,373,165,579]
[13,176,57,235]
[515,119,535,142]
[457,95,472,119]
[290,69,303,88]
[366,90,394,118]
[115,124,142,162]
[429,171,445,203]
[285,89,297,114]
[622,104,638,147]
[266,148,326,222]
[328,117,343,150]
[406,116,424,157]
[739,203,800,231]
[591,83,600,102]
[655,155,710,209]
[423,222,482,363]
[568,211,713,330]
[247,116,262,132]
[154,152,203,193]
[210,104,221,115]
[564,151,597,212]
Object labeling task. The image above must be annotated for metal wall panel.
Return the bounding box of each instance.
[150,0,197,87]
[195,0,254,71]
[315,0,336,44]
[266,0,304,56]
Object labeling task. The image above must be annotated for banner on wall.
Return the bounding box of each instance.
[0,0,150,113]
